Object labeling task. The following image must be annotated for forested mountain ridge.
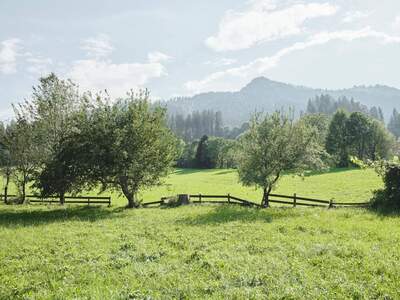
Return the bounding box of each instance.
[164,77,400,126]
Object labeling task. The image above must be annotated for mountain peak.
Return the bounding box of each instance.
[245,76,273,86]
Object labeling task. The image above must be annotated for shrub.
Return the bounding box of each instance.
[371,160,400,209]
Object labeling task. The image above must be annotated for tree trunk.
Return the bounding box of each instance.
[262,187,269,208]
[4,174,9,204]
[22,180,26,204]
[4,186,8,204]
[126,193,137,208]
[120,180,138,209]
[59,192,65,205]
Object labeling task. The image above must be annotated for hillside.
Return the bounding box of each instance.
[165,77,400,126]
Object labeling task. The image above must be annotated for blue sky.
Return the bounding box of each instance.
[1,0,400,120]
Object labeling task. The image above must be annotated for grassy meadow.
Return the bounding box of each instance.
[3,167,381,206]
[2,167,399,299]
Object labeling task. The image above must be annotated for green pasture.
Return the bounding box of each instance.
[1,167,398,299]
[1,168,383,207]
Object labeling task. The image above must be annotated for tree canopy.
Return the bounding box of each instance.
[237,111,322,207]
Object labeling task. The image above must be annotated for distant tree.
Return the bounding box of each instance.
[345,112,371,160]
[388,109,400,139]
[369,106,384,122]
[306,94,384,121]
[326,110,349,167]
[215,111,223,136]
[207,137,238,168]
[326,110,394,167]
[195,135,211,168]
[300,113,330,147]
[367,119,395,160]
[176,140,198,168]
[237,111,321,207]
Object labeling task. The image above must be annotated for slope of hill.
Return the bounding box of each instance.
[164,77,400,126]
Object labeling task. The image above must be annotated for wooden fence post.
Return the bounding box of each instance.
[293,193,296,208]
[4,187,7,204]
[328,199,333,209]
[108,196,111,207]
[87,197,90,206]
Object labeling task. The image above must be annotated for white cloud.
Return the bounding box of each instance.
[187,27,400,94]
[72,35,169,98]
[342,11,370,23]
[0,38,21,74]
[147,51,172,63]
[26,56,53,75]
[206,1,338,51]
[204,58,237,67]
[81,34,114,58]
[68,59,166,98]
[393,15,400,31]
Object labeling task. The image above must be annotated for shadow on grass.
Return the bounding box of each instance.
[173,168,217,175]
[0,205,123,227]
[213,170,236,176]
[367,206,400,218]
[176,205,303,225]
[302,167,360,177]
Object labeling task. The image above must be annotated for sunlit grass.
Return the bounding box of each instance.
[1,167,383,207]
[0,204,399,299]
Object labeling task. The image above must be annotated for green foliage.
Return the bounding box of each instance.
[176,140,198,168]
[195,135,211,168]
[326,111,394,167]
[237,111,322,205]
[178,136,238,169]
[206,137,238,168]
[388,108,400,139]
[326,110,349,166]
[362,157,400,210]
[11,73,86,204]
[68,90,178,208]
[306,94,384,121]
[346,112,373,160]
[2,119,40,202]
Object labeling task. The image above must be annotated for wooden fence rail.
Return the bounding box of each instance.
[147,193,370,209]
[0,194,111,206]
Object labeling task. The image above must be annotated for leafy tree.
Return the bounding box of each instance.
[13,73,85,204]
[0,122,12,203]
[352,157,400,209]
[237,111,320,207]
[300,113,330,147]
[176,140,198,168]
[388,108,400,139]
[3,119,39,203]
[306,94,384,121]
[345,112,371,160]
[326,110,349,167]
[195,135,211,168]
[71,90,178,208]
[367,120,395,160]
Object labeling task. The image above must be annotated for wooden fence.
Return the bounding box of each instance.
[0,194,111,206]
[142,193,370,209]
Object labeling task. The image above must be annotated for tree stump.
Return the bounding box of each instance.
[177,194,190,205]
